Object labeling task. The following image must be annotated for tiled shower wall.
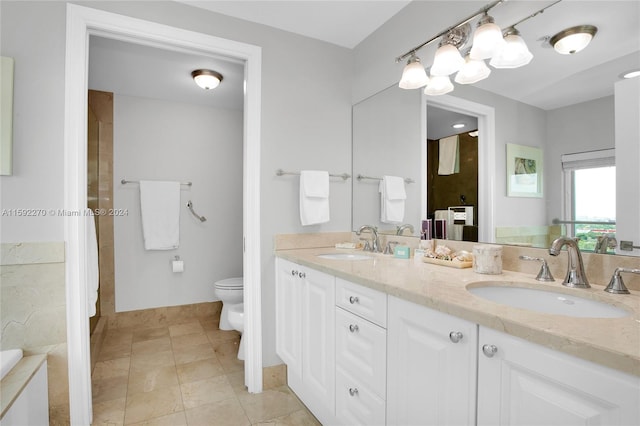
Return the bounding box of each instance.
[0,242,70,424]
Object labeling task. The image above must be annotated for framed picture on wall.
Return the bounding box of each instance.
[506,143,543,198]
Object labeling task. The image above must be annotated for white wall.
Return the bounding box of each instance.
[113,95,243,312]
[0,1,352,366]
[545,96,615,222]
[615,78,640,254]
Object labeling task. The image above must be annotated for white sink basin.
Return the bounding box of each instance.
[317,253,373,260]
[468,284,630,318]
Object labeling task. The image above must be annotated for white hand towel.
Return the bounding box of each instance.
[380,175,406,224]
[139,180,181,250]
[300,170,330,226]
[438,135,460,175]
[86,210,100,317]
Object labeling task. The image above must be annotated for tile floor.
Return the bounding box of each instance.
[91,314,320,425]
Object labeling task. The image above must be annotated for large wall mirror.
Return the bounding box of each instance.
[352,73,639,257]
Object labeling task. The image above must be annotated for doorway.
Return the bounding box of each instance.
[64,5,262,423]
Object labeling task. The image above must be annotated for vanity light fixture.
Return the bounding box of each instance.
[395,0,562,95]
[191,69,223,90]
[549,25,597,55]
[399,53,430,89]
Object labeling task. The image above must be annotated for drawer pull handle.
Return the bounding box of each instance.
[482,344,498,357]
[449,331,463,343]
[349,388,359,396]
[349,296,359,304]
[349,324,359,333]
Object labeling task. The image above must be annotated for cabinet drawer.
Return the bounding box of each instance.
[335,307,387,398]
[336,368,386,426]
[336,278,387,327]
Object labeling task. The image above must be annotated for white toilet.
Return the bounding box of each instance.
[214,277,243,331]
[228,303,245,360]
[214,277,245,360]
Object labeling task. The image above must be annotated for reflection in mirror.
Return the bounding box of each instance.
[352,81,639,256]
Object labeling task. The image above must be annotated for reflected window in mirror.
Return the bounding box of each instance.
[562,149,616,253]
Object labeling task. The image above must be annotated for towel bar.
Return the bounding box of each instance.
[121,179,192,186]
[357,174,415,184]
[276,169,351,181]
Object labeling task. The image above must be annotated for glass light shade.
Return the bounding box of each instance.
[431,44,465,76]
[489,33,533,69]
[553,32,593,55]
[399,56,430,89]
[455,55,491,84]
[424,75,454,96]
[470,15,506,60]
[192,69,223,90]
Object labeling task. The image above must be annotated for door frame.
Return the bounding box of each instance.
[64,5,262,423]
[422,94,496,243]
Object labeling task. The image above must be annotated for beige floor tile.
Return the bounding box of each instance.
[213,340,244,373]
[173,342,216,365]
[103,332,134,347]
[226,370,246,394]
[171,332,209,349]
[237,387,303,424]
[180,375,236,410]
[93,375,129,404]
[98,341,132,361]
[128,364,179,395]
[198,316,219,331]
[132,336,172,354]
[168,321,204,337]
[130,350,175,372]
[184,398,250,426]
[205,328,240,345]
[128,411,187,426]
[131,326,169,343]
[92,396,126,426]
[93,357,131,380]
[255,408,322,426]
[124,385,183,425]
[176,357,225,384]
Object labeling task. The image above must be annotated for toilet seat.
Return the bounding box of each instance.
[215,277,243,289]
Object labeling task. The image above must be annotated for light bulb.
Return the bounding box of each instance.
[431,43,465,76]
[470,14,506,60]
[399,54,430,89]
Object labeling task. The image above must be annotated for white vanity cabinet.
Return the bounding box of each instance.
[335,278,388,425]
[477,326,640,426]
[386,296,478,426]
[275,258,335,423]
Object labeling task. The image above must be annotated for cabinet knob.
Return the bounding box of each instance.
[349,324,359,333]
[482,344,498,357]
[348,388,359,396]
[299,272,306,279]
[449,331,464,343]
[291,270,298,277]
[349,296,359,304]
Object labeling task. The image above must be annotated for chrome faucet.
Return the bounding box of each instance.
[594,235,617,254]
[396,224,415,236]
[549,237,590,288]
[356,225,380,253]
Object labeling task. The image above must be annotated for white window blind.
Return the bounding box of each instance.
[561,148,615,171]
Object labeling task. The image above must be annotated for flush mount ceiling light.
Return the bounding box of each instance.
[399,53,430,89]
[395,0,561,96]
[622,70,640,79]
[549,25,597,55]
[452,123,466,129]
[191,69,223,90]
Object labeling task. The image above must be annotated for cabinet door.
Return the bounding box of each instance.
[336,369,386,426]
[387,296,478,426]
[478,326,640,426]
[301,266,335,413]
[335,307,387,397]
[275,258,302,377]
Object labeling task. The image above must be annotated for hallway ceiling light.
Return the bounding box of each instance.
[191,69,223,90]
[489,27,533,69]
[452,123,466,129]
[395,0,563,96]
[398,53,430,89]
[622,70,640,79]
[549,25,597,55]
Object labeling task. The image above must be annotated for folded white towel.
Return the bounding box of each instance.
[438,135,460,175]
[86,210,100,317]
[380,176,406,224]
[300,170,330,226]
[139,180,181,250]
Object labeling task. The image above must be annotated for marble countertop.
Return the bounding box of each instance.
[275,247,640,377]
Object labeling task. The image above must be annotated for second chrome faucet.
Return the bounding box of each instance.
[549,236,590,288]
